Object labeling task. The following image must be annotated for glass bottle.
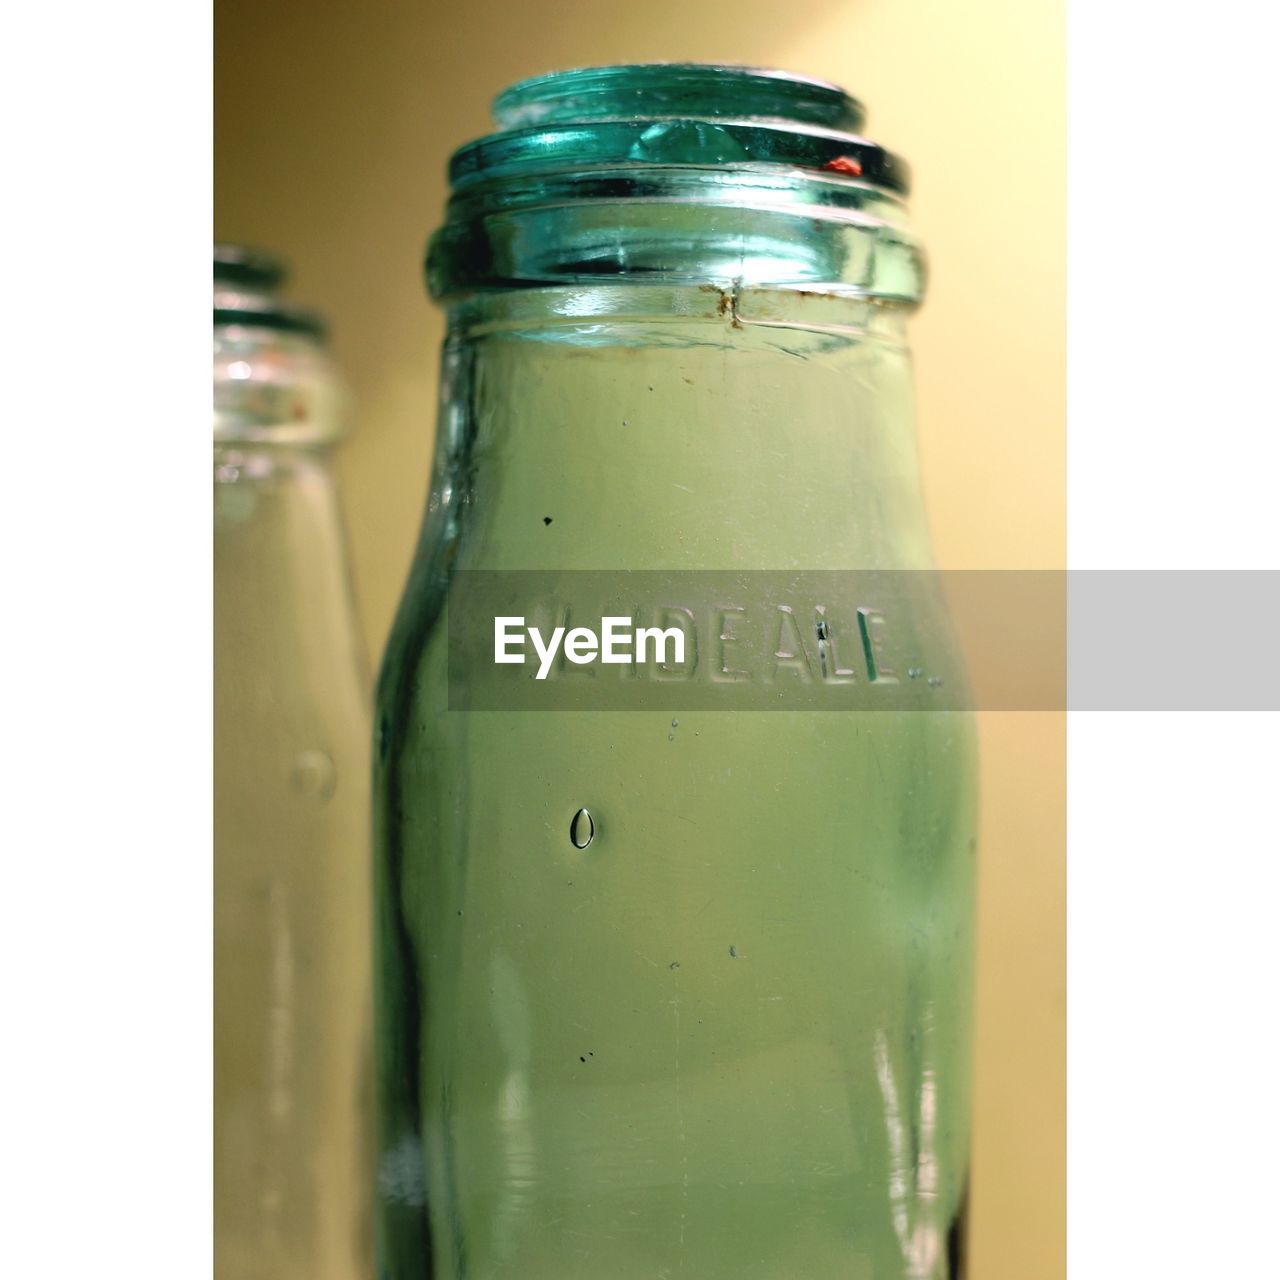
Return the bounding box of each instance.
[375,66,977,1279]
[214,245,373,1280]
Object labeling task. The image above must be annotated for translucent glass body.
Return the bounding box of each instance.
[214,316,373,1279]
[375,66,977,1280]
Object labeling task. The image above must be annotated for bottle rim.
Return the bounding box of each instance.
[427,64,922,304]
[452,62,904,195]
[214,244,329,340]
[427,64,921,304]
[492,63,865,133]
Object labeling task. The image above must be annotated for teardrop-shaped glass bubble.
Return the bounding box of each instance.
[569,807,595,849]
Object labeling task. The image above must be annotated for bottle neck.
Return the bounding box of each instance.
[214,318,363,676]
[427,64,923,308]
[215,444,367,687]
[214,325,347,449]
[441,280,911,343]
[212,248,367,700]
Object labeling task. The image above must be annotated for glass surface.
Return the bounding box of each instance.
[376,67,977,1280]
[214,272,373,1280]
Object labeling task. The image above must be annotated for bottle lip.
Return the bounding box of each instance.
[428,64,922,303]
[213,244,329,340]
[214,243,287,290]
[492,62,866,133]
[451,63,904,196]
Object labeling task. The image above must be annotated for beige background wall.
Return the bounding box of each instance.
[216,0,1065,1273]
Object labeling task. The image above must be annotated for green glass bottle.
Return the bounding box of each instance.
[375,66,977,1279]
[214,246,373,1280]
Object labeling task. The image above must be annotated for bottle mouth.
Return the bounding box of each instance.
[492,63,866,132]
[428,64,923,305]
[450,62,906,194]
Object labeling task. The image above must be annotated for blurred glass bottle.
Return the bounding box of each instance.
[375,67,976,1279]
[214,245,372,1280]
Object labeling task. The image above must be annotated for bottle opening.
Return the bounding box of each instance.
[429,64,922,305]
[492,63,865,132]
[449,63,906,194]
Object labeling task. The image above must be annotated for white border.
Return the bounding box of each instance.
[4,1,1279,1275]
[0,1,211,1274]
[1069,1,1279,1275]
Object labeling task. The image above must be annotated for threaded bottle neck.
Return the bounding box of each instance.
[427,64,924,307]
